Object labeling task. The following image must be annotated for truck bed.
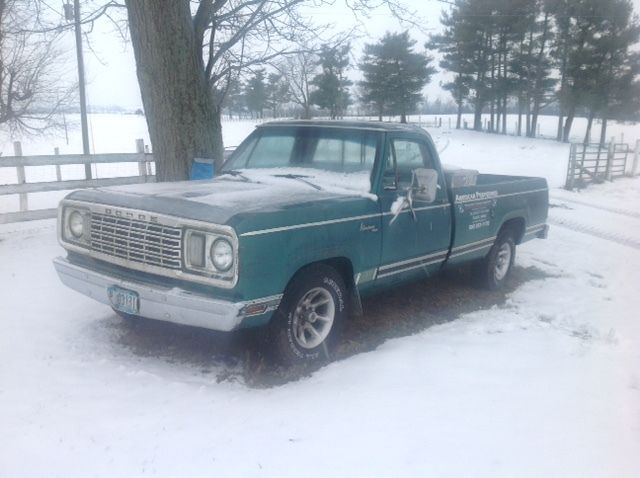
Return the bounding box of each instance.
[445,173,549,265]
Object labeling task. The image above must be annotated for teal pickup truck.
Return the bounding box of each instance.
[54,121,548,363]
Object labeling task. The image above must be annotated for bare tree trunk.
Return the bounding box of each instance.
[125,0,221,181]
[502,94,507,134]
[599,117,608,146]
[456,100,462,129]
[584,110,595,144]
[556,111,564,141]
[563,107,575,143]
[517,96,523,136]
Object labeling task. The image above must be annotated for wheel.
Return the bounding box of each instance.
[269,264,348,364]
[473,232,516,290]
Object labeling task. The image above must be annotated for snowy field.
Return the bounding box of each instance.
[1,116,640,476]
[1,113,639,214]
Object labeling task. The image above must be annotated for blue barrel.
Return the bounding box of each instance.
[190,157,215,180]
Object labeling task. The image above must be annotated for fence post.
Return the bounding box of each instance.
[630,139,640,176]
[13,141,28,212]
[54,147,62,182]
[565,143,576,190]
[136,138,148,181]
[605,136,615,181]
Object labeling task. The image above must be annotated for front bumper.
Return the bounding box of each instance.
[53,257,282,332]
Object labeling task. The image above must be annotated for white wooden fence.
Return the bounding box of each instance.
[0,139,154,224]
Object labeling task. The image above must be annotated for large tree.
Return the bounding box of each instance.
[359,31,435,123]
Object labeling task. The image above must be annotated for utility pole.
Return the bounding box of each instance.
[66,0,92,179]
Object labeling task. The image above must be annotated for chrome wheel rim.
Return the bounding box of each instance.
[494,242,512,281]
[292,287,335,349]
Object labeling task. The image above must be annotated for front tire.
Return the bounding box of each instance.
[473,232,516,290]
[270,264,348,364]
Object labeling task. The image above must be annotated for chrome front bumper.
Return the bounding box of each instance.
[53,257,282,332]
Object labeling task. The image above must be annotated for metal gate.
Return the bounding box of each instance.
[565,142,631,189]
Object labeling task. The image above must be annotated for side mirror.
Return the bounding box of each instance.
[389,168,439,225]
[411,168,438,203]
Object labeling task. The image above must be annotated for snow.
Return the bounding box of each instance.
[228,167,377,200]
[1,114,640,476]
[390,195,406,215]
[2,186,640,475]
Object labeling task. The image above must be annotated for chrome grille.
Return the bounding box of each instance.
[90,213,182,269]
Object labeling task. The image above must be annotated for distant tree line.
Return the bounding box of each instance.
[429,0,640,143]
[222,32,435,124]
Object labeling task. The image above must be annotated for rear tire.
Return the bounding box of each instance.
[473,232,516,290]
[269,264,348,364]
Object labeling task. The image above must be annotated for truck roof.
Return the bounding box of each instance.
[258,119,429,134]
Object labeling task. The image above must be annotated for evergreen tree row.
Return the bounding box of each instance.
[430,0,640,142]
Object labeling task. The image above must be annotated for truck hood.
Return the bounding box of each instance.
[66,171,378,234]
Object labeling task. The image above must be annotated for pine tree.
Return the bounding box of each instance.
[310,44,352,119]
[359,32,435,123]
[244,69,268,119]
[265,73,290,119]
[222,78,246,119]
[551,0,640,142]
[428,4,476,129]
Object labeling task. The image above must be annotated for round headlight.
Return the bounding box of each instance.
[210,239,233,272]
[69,210,84,238]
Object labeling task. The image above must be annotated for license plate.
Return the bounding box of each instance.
[108,286,139,315]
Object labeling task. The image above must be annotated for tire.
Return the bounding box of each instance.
[473,232,516,291]
[269,264,348,364]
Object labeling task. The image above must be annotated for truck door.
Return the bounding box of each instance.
[376,134,452,283]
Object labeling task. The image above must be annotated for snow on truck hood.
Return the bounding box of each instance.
[70,167,379,226]
[101,168,376,206]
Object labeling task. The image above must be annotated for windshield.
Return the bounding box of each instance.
[223,127,379,178]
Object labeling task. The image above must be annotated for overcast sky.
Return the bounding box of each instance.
[59,0,640,110]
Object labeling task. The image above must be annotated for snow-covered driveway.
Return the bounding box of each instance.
[1,178,639,477]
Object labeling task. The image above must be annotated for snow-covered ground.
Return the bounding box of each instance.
[2,178,640,474]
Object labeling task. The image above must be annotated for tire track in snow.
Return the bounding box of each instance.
[550,195,640,220]
[548,216,640,251]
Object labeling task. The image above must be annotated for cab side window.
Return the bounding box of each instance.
[383,138,435,189]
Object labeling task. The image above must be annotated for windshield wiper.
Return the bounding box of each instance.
[273,174,323,191]
[221,170,250,182]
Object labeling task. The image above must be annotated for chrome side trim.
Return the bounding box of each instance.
[242,203,451,237]
[381,203,451,217]
[376,255,447,279]
[58,200,239,289]
[241,212,380,237]
[378,249,449,272]
[525,223,546,232]
[449,243,493,259]
[451,235,497,252]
